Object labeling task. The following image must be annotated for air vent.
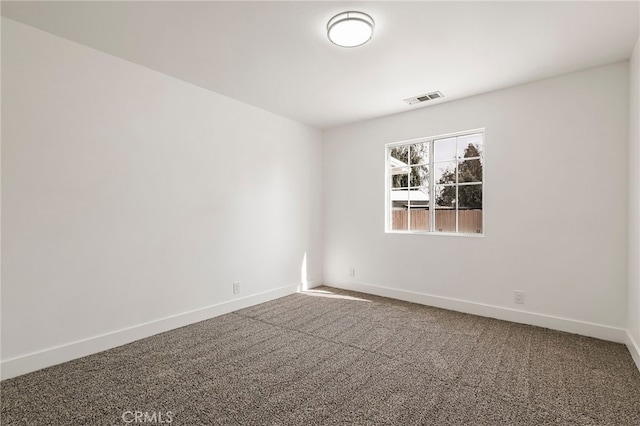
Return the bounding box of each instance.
[404,91,444,105]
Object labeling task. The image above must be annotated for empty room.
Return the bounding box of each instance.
[2,1,640,424]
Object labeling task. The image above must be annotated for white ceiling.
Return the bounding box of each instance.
[2,1,639,129]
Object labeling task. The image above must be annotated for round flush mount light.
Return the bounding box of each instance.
[327,11,375,48]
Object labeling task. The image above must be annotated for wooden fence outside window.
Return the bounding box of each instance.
[391,209,482,233]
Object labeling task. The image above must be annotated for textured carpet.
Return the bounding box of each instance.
[2,286,640,425]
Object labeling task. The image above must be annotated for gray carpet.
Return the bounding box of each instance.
[2,286,640,425]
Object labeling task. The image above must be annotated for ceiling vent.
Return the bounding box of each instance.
[404,91,444,105]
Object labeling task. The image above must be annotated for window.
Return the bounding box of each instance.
[386,130,484,235]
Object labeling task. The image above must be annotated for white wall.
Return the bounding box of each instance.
[1,18,323,378]
[628,36,640,369]
[323,62,630,341]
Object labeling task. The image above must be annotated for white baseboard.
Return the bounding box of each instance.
[330,281,628,344]
[5,281,635,380]
[1,284,298,380]
[626,331,640,372]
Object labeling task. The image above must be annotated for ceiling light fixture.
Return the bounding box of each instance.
[327,11,375,48]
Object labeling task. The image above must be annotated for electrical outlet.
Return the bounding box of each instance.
[349,267,356,278]
[514,290,525,304]
[233,282,240,294]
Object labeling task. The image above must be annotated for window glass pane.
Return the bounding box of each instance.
[434,161,456,185]
[389,145,409,164]
[409,204,429,231]
[457,133,483,159]
[458,184,482,234]
[458,209,483,234]
[434,185,456,233]
[391,189,409,208]
[409,165,429,187]
[434,137,457,162]
[391,210,408,231]
[391,173,408,188]
[389,146,410,176]
[408,188,429,208]
[390,146,409,163]
[390,190,408,231]
[458,183,482,210]
[408,142,429,165]
[458,158,483,183]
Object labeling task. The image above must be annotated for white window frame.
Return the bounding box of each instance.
[385,129,485,236]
